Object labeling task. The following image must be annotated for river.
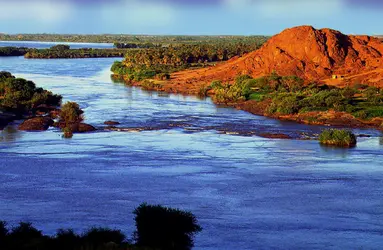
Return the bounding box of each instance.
[0,43,382,249]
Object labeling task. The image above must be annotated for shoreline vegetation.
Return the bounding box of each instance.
[0,203,202,250]
[111,60,383,134]
[0,34,269,45]
[0,36,268,60]
[1,31,382,142]
[0,46,128,59]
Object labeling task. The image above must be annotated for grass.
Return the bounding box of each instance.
[319,129,357,147]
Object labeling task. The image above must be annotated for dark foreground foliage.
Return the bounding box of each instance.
[134,204,202,250]
[0,203,202,250]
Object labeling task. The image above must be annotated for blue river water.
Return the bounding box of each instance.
[0,41,113,49]
[0,42,382,249]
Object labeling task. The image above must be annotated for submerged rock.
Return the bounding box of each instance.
[104,120,120,125]
[76,123,96,133]
[18,117,54,131]
[259,133,292,139]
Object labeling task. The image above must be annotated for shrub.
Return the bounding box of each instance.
[248,92,265,101]
[82,227,126,246]
[0,221,7,241]
[319,129,357,147]
[268,93,303,114]
[62,126,73,138]
[198,85,211,97]
[111,61,132,75]
[141,80,163,91]
[133,203,202,250]
[60,102,84,124]
[210,80,223,89]
[8,222,46,249]
[281,75,304,92]
[155,73,171,80]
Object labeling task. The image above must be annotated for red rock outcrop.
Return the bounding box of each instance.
[168,26,383,91]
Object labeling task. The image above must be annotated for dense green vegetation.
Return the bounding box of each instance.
[209,73,383,120]
[0,203,201,250]
[111,41,267,82]
[24,46,128,59]
[0,71,62,115]
[319,129,357,147]
[59,102,84,138]
[0,47,29,56]
[0,33,269,45]
[59,102,84,124]
[114,43,161,49]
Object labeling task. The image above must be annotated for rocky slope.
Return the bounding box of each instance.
[167,25,383,93]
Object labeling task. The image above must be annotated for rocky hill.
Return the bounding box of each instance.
[169,26,383,91]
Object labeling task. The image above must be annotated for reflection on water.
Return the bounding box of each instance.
[0,125,22,142]
[319,144,352,158]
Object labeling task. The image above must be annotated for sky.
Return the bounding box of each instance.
[0,0,382,35]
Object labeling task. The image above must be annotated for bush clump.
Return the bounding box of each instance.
[0,71,62,114]
[319,129,357,147]
[0,203,202,250]
[134,203,202,250]
[59,102,84,124]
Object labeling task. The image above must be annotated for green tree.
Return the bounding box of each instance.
[133,203,202,250]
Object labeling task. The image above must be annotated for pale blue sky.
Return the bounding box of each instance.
[0,0,382,35]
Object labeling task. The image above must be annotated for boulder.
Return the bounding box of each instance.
[53,122,96,133]
[76,123,96,133]
[259,133,292,139]
[18,117,54,131]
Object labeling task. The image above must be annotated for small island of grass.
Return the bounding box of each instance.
[319,129,357,147]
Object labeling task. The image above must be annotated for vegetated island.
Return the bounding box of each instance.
[0,71,95,135]
[0,71,62,129]
[24,44,128,59]
[319,129,357,147]
[111,25,383,132]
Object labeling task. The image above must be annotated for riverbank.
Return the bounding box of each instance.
[113,74,383,133]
